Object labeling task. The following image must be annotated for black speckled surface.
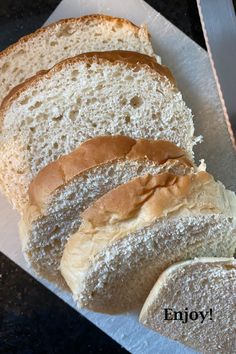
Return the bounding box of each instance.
[0,253,128,354]
[0,0,217,353]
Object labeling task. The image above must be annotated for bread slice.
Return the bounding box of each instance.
[60,171,236,313]
[0,50,197,211]
[19,136,193,286]
[0,14,155,103]
[139,257,236,353]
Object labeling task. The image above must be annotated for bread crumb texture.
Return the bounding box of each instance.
[140,259,236,354]
[20,155,190,286]
[61,172,236,313]
[0,51,195,211]
[0,15,154,102]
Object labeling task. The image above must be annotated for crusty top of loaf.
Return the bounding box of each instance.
[28,136,192,211]
[0,15,143,60]
[60,171,236,299]
[82,171,236,228]
[0,50,174,118]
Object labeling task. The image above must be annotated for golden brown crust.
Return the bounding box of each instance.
[82,171,212,227]
[28,136,192,211]
[0,50,174,120]
[0,70,47,110]
[0,15,141,60]
[126,139,191,166]
[70,51,174,82]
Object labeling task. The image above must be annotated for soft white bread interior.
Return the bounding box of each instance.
[0,51,196,211]
[60,171,236,313]
[139,257,236,354]
[0,14,155,103]
[19,136,193,286]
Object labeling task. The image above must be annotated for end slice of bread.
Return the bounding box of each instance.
[139,257,236,354]
[0,14,155,103]
[60,171,236,313]
[0,51,197,211]
[19,136,193,286]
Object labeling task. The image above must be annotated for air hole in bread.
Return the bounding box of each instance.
[86,97,96,104]
[38,113,47,120]
[107,168,115,177]
[130,96,143,108]
[113,71,121,78]
[76,97,81,105]
[137,165,144,174]
[29,101,42,111]
[58,25,76,37]
[1,62,10,73]
[96,82,105,90]
[200,279,208,287]
[15,49,25,56]
[16,170,24,175]
[125,75,133,81]
[120,97,127,106]
[50,41,58,47]
[67,192,76,201]
[52,115,63,122]
[55,28,66,38]
[71,70,79,78]
[125,114,131,124]
[35,158,43,167]
[118,39,124,43]
[19,97,30,105]
[30,127,35,133]
[152,113,161,120]
[26,117,33,125]
[53,154,59,161]
[53,142,59,149]
[69,110,78,122]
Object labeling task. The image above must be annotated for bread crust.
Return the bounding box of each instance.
[28,136,192,212]
[82,171,213,227]
[0,51,174,121]
[0,15,144,60]
[61,171,236,311]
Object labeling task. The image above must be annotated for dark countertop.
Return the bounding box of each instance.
[0,1,212,353]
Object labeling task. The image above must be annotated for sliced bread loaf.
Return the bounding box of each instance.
[0,14,155,103]
[60,171,236,313]
[0,51,196,211]
[140,257,236,354]
[19,136,193,286]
